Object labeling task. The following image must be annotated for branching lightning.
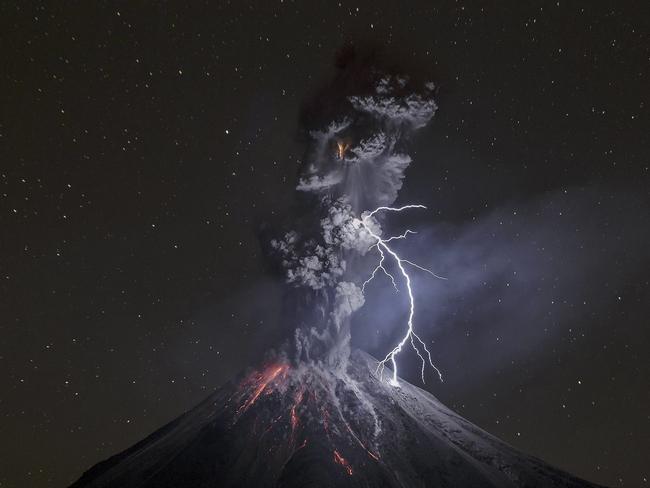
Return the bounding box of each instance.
[359,205,446,387]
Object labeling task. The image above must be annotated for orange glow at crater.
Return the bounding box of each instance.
[336,140,350,160]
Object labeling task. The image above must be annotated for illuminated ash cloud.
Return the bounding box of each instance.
[270,199,375,291]
[321,201,377,254]
[271,230,345,290]
[296,73,437,212]
[349,79,437,129]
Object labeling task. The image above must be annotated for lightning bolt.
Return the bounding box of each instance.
[359,205,446,387]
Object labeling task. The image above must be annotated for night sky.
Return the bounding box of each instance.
[2,2,649,487]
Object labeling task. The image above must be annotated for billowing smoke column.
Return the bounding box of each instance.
[271,49,442,385]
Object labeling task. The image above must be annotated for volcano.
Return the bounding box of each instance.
[70,350,602,488]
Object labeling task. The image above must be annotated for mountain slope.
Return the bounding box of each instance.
[71,350,603,488]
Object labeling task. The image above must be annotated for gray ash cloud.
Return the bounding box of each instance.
[268,47,438,370]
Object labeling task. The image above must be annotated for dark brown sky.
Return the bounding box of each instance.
[1,2,648,487]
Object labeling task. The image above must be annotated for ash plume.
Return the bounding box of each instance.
[270,47,438,373]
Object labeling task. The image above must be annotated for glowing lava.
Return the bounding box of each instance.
[333,449,354,476]
[343,420,380,461]
[236,363,289,416]
[360,205,446,386]
[289,386,305,443]
[232,364,380,477]
[336,140,350,160]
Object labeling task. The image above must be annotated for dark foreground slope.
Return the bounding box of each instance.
[71,350,603,488]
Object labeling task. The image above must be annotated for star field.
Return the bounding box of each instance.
[1,2,648,487]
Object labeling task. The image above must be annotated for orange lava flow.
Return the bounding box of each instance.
[343,421,380,461]
[333,449,353,476]
[236,364,289,415]
[289,387,305,437]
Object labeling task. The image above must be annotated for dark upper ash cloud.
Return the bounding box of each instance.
[295,44,437,212]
